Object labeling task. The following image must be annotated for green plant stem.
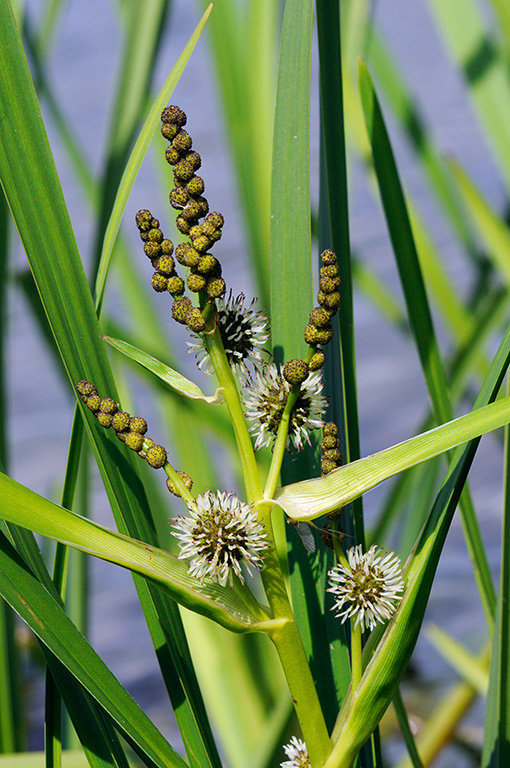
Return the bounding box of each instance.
[203,327,263,502]
[257,499,331,766]
[350,621,362,690]
[264,347,315,499]
[203,327,331,764]
[163,462,195,507]
[264,385,301,499]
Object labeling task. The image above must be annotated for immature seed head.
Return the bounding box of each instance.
[172,491,267,586]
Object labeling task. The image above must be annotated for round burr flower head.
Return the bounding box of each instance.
[281,737,310,768]
[328,544,404,632]
[187,292,270,380]
[172,491,268,586]
[242,363,327,451]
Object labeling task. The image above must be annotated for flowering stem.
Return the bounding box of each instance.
[264,384,301,498]
[350,620,362,690]
[203,319,330,762]
[203,326,263,502]
[257,502,331,766]
[163,462,195,507]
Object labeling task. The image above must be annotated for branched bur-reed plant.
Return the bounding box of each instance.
[66,106,507,768]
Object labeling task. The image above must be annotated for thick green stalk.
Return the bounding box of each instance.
[204,327,263,502]
[204,327,331,764]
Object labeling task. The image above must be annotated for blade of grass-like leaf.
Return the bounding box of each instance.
[90,0,171,281]
[357,57,496,625]
[102,335,224,402]
[449,158,510,286]
[0,471,273,632]
[324,324,510,768]
[274,395,510,520]
[482,382,510,767]
[94,3,212,310]
[270,0,341,736]
[0,752,88,768]
[426,0,510,193]
[0,7,222,766]
[197,0,275,305]
[316,0,363,736]
[426,625,488,694]
[0,530,188,768]
[392,690,424,768]
[366,30,479,259]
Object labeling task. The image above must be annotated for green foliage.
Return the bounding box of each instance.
[1,0,510,767]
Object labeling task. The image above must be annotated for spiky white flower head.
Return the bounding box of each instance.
[328,544,404,632]
[172,491,268,586]
[281,737,310,768]
[242,363,326,451]
[187,292,270,379]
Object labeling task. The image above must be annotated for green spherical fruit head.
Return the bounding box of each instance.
[304,324,320,345]
[76,380,97,400]
[135,209,153,232]
[186,175,205,196]
[161,105,187,126]
[129,416,148,435]
[309,350,326,371]
[321,248,337,265]
[172,130,192,153]
[151,273,169,292]
[192,235,210,253]
[97,412,113,429]
[324,422,338,436]
[125,432,145,452]
[161,122,179,141]
[86,394,101,412]
[167,276,185,297]
[99,397,118,414]
[186,307,206,332]
[153,254,175,275]
[283,359,309,385]
[187,273,207,293]
[146,445,167,469]
[172,298,192,324]
[112,411,130,432]
[206,277,226,299]
[309,307,331,328]
[321,435,338,450]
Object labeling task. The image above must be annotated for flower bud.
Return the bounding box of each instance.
[161,105,187,126]
[97,412,113,428]
[167,276,185,296]
[309,350,326,371]
[172,297,192,324]
[321,249,337,265]
[76,380,97,400]
[186,176,205,196]
[283,359,309,385]
[135,209,153,232]
[112,411,131,433]
[129,416,148,434]
[146,445,167,469]
[166,470,193,497]
[169,187,189,209]
[151,273,169,292]
[187,273,207,293]
[125,432,145,452]
[206,277,226,298]
[172,130,192,154]
[309,307,331,328]
[186,307,207,332]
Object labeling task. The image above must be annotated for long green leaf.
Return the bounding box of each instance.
[94,3,213,310]
[0,531,187,768]
[0,6,224,766]
[0,471,272,633]
[275,395,510,520]
[102,335,224,403]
